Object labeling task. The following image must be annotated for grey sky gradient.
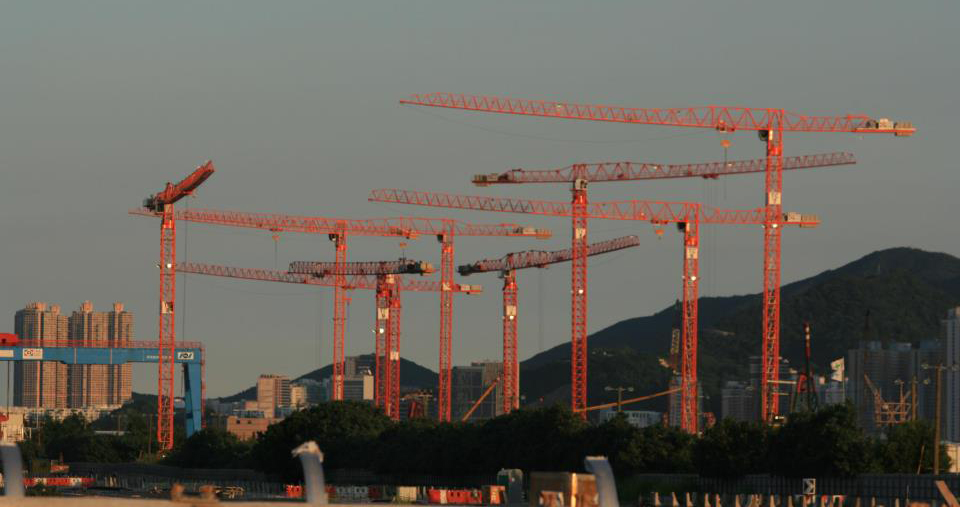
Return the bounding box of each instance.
[1,1,957,397]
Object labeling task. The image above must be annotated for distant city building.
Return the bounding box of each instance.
[5,406,116,432]
[721,381,754,422]
[716,356,793,423]
[846,339,939,434]
[294,378,327,405]
[820,378,847,406]
[215,415,279,441]
[343,369,374,402]
[256,374,291,418]
[14,302,69,408]
[13,301,133,410]
[668,376,705,427]
[67,301,133,408]
[943,307,960,441]
[599,409,661,428]
[345,355,375,377]
[290,384,308,409]
[452,361,503,421]
[0,412,26,443]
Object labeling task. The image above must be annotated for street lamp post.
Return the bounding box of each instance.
[605,386,634,413]
[921,362,959,474]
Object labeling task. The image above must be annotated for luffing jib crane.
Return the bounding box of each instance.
[132,205,548,421]
[139,161,215,451]
[459,235,641,413]
[370,189,818,432]
[177,261,481,420]
[399,92,913,423]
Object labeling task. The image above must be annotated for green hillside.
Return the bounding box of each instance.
[519,247,960,413]
[216,248,960,416]
[218,354,438,403]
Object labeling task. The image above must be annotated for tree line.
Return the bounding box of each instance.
[19,401,950,483]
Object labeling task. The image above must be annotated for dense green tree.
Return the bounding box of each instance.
[43,414,120,463]
[164,428,253,469]
[631,423,694,473]
[770,403,878,477]
[370,417,443,474]
[250,401,392,481]
[582,414,648,475]
[876,420,951,474]
[693,419,771,478]
[472,404,589,474]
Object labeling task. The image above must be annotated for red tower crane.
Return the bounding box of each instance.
[139,161,215,451]
[398,92,913,422]
[468,151,852,420]
[137,209,548,421]
[176,261,481,419]
[287,259,435,416]
[132,208,422,406]
[458,235,641,413]
[369,189,817,431]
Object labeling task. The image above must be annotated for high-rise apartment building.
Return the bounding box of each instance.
[846,339,940,434]
[343,369,374,402]
[68,302,133,407]
[256,374,291,418]
[668,375,705,426]
[105,303,134,406]
[344,355,375,378]
[14,302,69,408]
[451,361,502,421]
[14,301,132,409]
[943,307,960,441]
[720,381,755,422]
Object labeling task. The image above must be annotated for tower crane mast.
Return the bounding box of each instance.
[370,189,817,431]
[139,161,215,451]
[459,235,640,413]
[399,92,913,422]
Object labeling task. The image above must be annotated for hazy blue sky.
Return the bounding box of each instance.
[1,1,957,397]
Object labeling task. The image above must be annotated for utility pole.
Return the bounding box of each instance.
[605,386,634,413]
[922,362,959,474]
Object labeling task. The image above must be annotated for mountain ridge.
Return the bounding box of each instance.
[216,247,960,414]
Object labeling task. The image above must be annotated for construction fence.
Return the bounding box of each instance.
[628,474,960,502]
